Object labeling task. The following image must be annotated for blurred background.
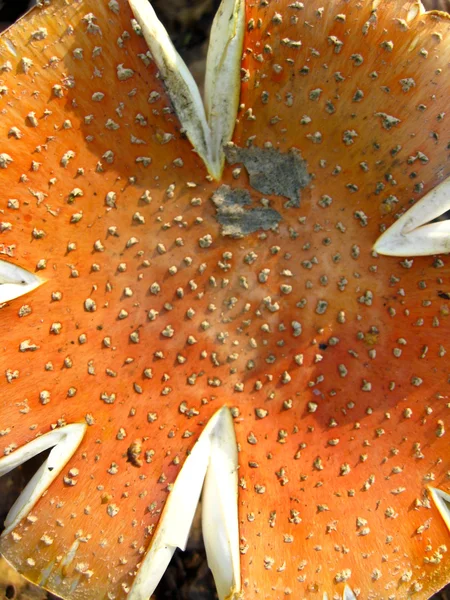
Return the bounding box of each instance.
[0,0,449,599]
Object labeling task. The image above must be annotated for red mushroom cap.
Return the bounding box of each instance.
[0,1,449,599]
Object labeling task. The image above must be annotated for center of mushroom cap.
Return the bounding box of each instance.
[212,144,312,238]
[196,143,345,388]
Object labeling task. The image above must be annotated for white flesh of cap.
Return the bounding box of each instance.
[204,0,245,176]
[406,1,426,23]
[202,404,240,600]
[0,424,87,536]
[343,585,357,600]
[0,260,44,304]
[373,176,450,256]
[128,406,239,600]
[320,586,357,600]
[128,0,244,180]
[322,585,356,600]
[429,487,450,531]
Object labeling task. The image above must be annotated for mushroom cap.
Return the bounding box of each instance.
[0,1,449,599]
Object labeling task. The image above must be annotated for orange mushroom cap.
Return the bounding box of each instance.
[0,1,449,599]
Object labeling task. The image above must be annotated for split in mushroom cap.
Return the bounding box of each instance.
[0,1,449,599]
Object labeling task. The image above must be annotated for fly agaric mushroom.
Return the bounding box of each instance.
[0,0,449,599]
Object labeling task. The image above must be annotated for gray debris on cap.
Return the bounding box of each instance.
[212,185,282,238]
[224,144,311,206]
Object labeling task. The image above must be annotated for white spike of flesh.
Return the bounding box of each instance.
[374,175,450,256]
[406,1,426,23]
[201,406,240,600]
[429,487,450,531]
[128,0,244,180]
[0,424,87,536]
[343,585,357,600]
[0,260,44,304]
[204,0,245,177]
[128,407,239,600]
